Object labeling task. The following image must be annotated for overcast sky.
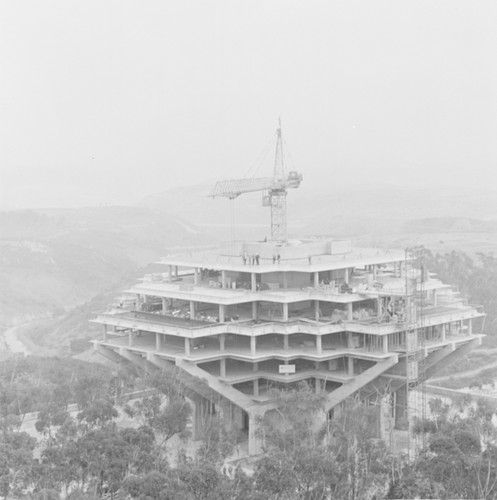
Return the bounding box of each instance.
[1,1,496,209]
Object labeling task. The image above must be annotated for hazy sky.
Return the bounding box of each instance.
[1,1,496,209]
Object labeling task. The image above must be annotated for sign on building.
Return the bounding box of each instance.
[279,364,296,374]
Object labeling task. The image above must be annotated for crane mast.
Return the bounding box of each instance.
[210,123,302,243]
[268,122,288,242]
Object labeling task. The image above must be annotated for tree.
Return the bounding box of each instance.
[129,394,191,449]
[0,431,36,499]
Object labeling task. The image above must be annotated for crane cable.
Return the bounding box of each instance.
[243,134,277,179]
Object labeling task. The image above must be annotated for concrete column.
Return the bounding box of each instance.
[314,272,319,287]
[252,302,258,320]
[283,334,289,350]
[468,319,472,335]
[283,273,288,289]
[168,265,173,282]
[441,323,446,341]
[189,301,195,319]
[344,268,350,284]
[194,268,199,285]
[433,289,437,306]
[156,333,162,352]
[248,411,263,455]
[373,265,377,280]
[315,378,321,393]
[282,303,289,322]
[253,379,259,396]
[251,273,257,291]
[185,338,191,357]
[377,298,382,321]
[250,336,256,355]
[128,330,134,347]
[219,334,226,351]
[316,335,322,355]
[347,332,354,349]
[382,335,388,353]
[162,297,167,314]
[136,294,142,311]
[174,265,178,278]
[314,300,320,321]
[348,357,354,376]
[219,304,225,323]
[220,358,226,378]
[253,362,259,371]
[347,303,353,321]
[102,325,107,342]
[221,270,227,288]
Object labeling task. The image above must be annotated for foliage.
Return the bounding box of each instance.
[391,396,497,499]
[424,249,497,340]
[0,431,36,499]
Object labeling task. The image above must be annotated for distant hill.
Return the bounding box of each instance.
[404,217,497,234]
[138,181,497,240]
[0,206,212,330]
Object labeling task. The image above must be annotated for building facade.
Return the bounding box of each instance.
[92,238,484,454]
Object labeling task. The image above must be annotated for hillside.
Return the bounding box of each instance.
[0,206,211,333]
[139,181,497,241]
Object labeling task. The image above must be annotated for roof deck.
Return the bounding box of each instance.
[158,239,406,274]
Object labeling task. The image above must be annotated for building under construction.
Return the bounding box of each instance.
[91,125,485,454]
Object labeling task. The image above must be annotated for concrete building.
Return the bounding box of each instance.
[91,238,485,454]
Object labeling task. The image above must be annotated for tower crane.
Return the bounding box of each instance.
[209,122,303,243]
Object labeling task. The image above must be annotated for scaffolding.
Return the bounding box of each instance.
[404,247,427,457]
